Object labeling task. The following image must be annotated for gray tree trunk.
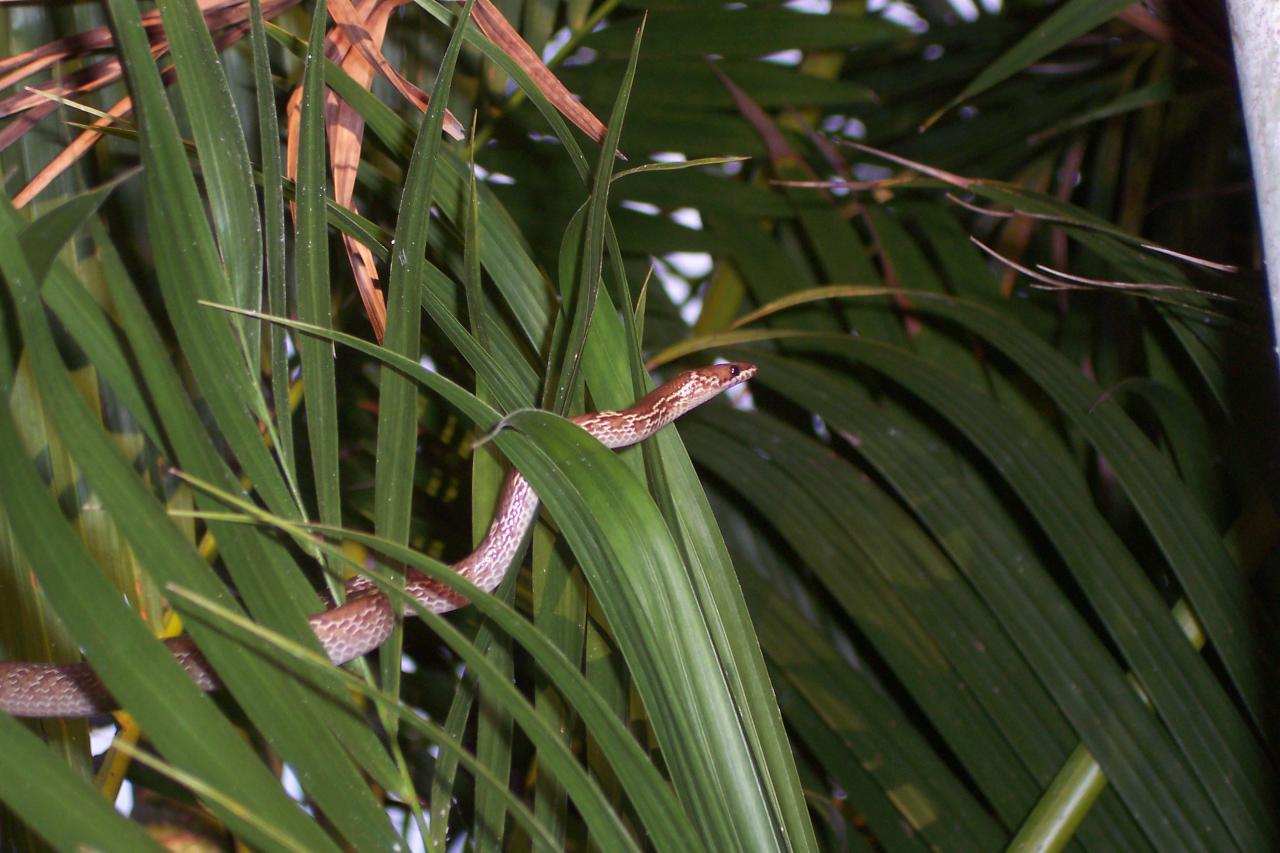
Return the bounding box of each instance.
[1226,0,1280,363]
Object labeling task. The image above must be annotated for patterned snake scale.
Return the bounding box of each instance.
[0,363,756,717]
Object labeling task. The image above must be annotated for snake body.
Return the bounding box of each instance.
[0,363,756,718]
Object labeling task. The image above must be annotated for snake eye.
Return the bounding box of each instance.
[728,365,739,377]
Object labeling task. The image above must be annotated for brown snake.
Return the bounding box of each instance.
[0,362,756,718]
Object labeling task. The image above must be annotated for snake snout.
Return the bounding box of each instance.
[725,361,758,384]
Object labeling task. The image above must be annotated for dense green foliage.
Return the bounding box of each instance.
[0,0,1273,849]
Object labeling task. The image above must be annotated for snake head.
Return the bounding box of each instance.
[693,361,757,400]
[633,361,758,426]
[663,361,757,410]
[716,361,758,388]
